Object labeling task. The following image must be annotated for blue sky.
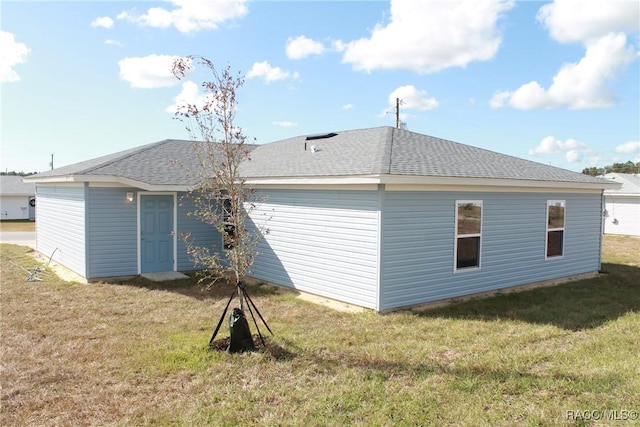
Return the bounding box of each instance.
[1,0,639,174]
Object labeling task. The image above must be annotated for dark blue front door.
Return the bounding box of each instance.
[141,195,174,273]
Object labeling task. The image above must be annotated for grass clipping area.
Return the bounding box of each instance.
[1,236,639,426]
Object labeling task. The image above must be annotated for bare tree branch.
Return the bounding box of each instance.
[172,56,269,308]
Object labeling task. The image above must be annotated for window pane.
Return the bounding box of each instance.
[548,203,565,228]
[547,230,564,257]
[457,203,482,235]
[457,236,480,269]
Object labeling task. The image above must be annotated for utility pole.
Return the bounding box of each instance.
[396,98,400,129]
[49,153,54,170]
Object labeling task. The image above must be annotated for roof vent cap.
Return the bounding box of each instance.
[305,132,337,141]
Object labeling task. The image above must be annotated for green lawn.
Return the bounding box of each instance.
[1,236,638,426]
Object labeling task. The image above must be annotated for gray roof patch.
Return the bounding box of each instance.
[242,126,609,184]
[1,175,36,195]
[603,173,640,195]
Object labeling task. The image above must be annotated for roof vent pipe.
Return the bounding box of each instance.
[305,132,337,141]
[304,132,336,151]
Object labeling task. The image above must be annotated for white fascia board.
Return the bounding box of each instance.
[386,184,603,194]
[23,175,82,184]
[380,174,619,190]
[251,183,379,191]
[88,182,135,188]
[28,174,191,192]
[34,181,85,188]
[25,174,122,185]
[114,176,189,191]
[28,173,616,193]
[246,174,618,192]
[245,175,381,186]
[142,185,191,192]
[604,193,640,198]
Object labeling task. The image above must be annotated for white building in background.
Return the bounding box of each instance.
[602,173,640,237]
[0,175,36,220]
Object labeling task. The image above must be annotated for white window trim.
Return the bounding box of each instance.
[545,200,566,260]
[454,200,483,272]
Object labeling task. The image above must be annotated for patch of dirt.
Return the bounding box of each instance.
[209,335,295,360]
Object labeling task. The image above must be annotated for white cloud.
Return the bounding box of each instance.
[615,141,640,155]
[105,39,123,47]
[388,85,438,111]
[342,103,354,110]
[537,0,639,43]
[532,138,639,165]
[529,136,592,163]
[119,7,172,28]
[587,155,602,166]
[272,121,297,127]
[286,35,326,59]
[0,30,31,83]
[91,16,114,29]
[492,33,637,110]
[246,61,298,83]
[341,0,514,73]
[118,0,248,33]
[332,40,347,53]
[565,149,582,163]
[491,0,639,110]
[489,90,511,108]
[529,136,586,155]
[119,54,188,88]
[166,80,210,113]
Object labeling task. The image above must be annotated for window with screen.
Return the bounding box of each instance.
[455,201,482,270]
[546,200,565,258]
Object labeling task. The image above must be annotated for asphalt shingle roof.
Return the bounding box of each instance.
[27,127,612,187]
[242,126,611,184]
[0,175,36,195]
[240,127,393,177]
[31,140,205,187]
[603,173,640,195]
[388,130,599,182]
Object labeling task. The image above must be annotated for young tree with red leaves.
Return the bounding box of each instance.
[172,56,268,314]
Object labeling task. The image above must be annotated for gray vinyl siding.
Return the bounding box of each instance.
[86,189,219,277]
[248,189,380,309]
[176,192,221,271]
[36,185,87,277]
[380,191,603,310]
[86,187,138,278]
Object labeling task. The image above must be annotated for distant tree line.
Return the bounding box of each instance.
[1,171,38,176]
[582,161,639,176]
